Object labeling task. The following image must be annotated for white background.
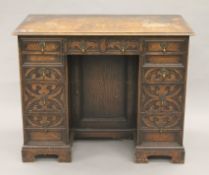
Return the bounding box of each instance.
[0,0,208,174]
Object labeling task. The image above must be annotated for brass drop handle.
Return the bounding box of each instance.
[162,72,166,79]
[120,42,127,53]
[121,47,125,53]
[160,42,167,53]
[80,41,86,53]
[81,48,86,53]
[42,70,46,80]
[40,41,46,53]
[160,68,169,79]
[162,47,166,52]
[161,99,164,106]
[160,96,165,106]
[42,96,46,105]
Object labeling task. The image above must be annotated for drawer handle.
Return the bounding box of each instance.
[80,41,86,53]
[42,70,46,80]
[160,68,169,79]
[120,42,127,53]
[40,41,46,53]
[81,48,86,53]
[159,95,165,106]
[160,42,167,53]
[120,47,125,53]
[42,96,46,105]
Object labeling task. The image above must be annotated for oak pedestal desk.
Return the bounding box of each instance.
[14,15,193,163]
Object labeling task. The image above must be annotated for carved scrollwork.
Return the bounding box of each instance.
[68,37,139,54]
[69,39,98,53]
[24,67,63,82]
[26,113,64,128]
[106,39,138,53]
[142,113,181,129]
[144,68,184,84]
[24,83,65,112]
[141,85,183,113]
[99,39,107,52]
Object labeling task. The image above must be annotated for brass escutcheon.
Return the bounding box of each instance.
[160,42,167,53]
[160,68,169,79]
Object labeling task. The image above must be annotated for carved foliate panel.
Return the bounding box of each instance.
[106,38,139,53]
[69,39,99,53]
[67,37,139,54]
[23,83,65,112]
[143,67,184,84]
[23,67,64,82]
[141,112,181,130]
[25,113,65,128]
[141,85,184,113]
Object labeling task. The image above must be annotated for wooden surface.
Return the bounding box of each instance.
[16,15,192,162]
[18,36,189,162]
[13,15,194,36]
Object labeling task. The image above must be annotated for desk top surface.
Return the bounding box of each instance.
[13,15,193,36]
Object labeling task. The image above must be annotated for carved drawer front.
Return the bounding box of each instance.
[23,67,64,82]
[140,112,182,130]
[24,113,65,129]
[105,38,139,54]
[67,37,139,54]
[21,38,63,54]
[143,67,184,84]
[23,82,65,113]
[141,131,180,142]
[22,55,64,65]
[141,85,184,113]
[25,129,67,144]
[144,37,187,53]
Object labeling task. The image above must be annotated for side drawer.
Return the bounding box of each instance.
[143,67,184,84]
[144,37,187,53]
[25,129,68,144]
[22,55,64,65]
[143,55,185,67]
[140,112,182,130]
[20,38,63,54]
[141,84,184,113]
[23,82,66,113]
[24,113,66,129]
[142,131,180,142]
[22,66,65,82]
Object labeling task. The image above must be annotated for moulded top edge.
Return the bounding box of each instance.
[13,15,194,36]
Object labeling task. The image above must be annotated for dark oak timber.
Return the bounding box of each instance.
[14,15,193,163]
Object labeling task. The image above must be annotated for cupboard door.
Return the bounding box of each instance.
[70,55,138,131]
